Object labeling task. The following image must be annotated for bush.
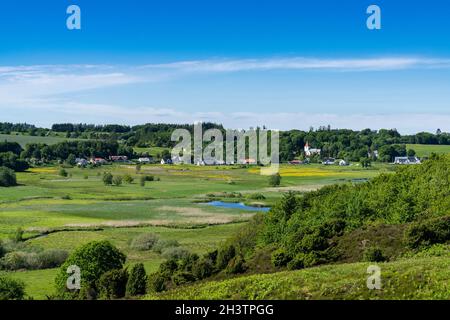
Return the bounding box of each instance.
[0,275,25,300]
[59,168,68,177]
[271,248,290,267]
[153,239,180,254]
[123,174,134,184]
[36,249,69,269]
[171,271,195,286]
[0,249,68,271]
[268,173,281,187]
[102,172,113,185]
[246,193,266,200]
[55,241,126,298]
[363,247,387,262]
[226,255,246,274]
[192,258,214,280]
[97,269,129,299]
[112,175,123,186]
[148,272,166,293]
[162,247,190,260]
[405,216,450,249]
[287,254,305,270]
[126,263,147,296]
[130,233,159,251]
[0,252,28,270]
[0,166,16,187]
[216,245,236,270]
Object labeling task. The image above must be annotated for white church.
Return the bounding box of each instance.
[304,142,321,157]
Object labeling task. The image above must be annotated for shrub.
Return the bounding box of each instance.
[287,254,305,270]
[0,166,16,187]
[130,233,159,251]
[102,172,113,185]
[192,258,214,280]
[148,272,166,293]
[226,255,246,274]
[126,263,147,296]
[247,193,266,200]
[97,269,129,299]
[59,168,68,177]
[0,252,28,270]
[268,173,281,187]
[55,241,126,298]
[37,249,69,269]
[171,271,195,286]
[0,275,25,300]
[363,247,387,262]
[0,249,68,271]
[13,227,24,243]
[271,248,290,267]
[123,174,134,184]
[405,216,450,249]
[216,244,236,270]
[112,176,123,186]
[153,239,180,254]
[161,247,190,260]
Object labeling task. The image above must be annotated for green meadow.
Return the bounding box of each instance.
[406,144,450,157]
[0,162,387,299]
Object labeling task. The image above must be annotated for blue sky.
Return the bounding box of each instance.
[0,0,449,132]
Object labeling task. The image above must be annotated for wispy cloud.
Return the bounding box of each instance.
[145,57,450,73]
[0,56,449,133]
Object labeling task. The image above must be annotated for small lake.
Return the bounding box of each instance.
[204,201,270,212]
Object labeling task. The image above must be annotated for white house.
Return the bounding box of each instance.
[394,156,421,165]
[76,158,88,167]
[138,157,152,164]
[322,158,335,165]
[339,160,349,166]
[304,142,321,157]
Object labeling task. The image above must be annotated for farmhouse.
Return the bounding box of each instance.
[394,156,421,165]
[90,157,107,165]
[138,157,153,164]
[75,158,88,167]
[109,155,128,162]
[322,158,336,165]
[304,142,321,157]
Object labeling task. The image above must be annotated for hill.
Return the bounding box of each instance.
[146,248,450,300]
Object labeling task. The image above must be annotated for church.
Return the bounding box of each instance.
[304,142,321,157]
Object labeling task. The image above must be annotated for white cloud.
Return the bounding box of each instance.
[145,57,450,73]
[0,57,449,133]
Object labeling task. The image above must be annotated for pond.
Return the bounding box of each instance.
[204,201,270,212]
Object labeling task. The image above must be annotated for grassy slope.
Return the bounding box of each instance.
[406,144,450,157]
[147,254,450,300]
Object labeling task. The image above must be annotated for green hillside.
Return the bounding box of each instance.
[406,144,450,157]
[147,248,450,300]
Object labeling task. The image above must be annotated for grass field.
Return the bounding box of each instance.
[0,161,390,299]
[407,144,450,157]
